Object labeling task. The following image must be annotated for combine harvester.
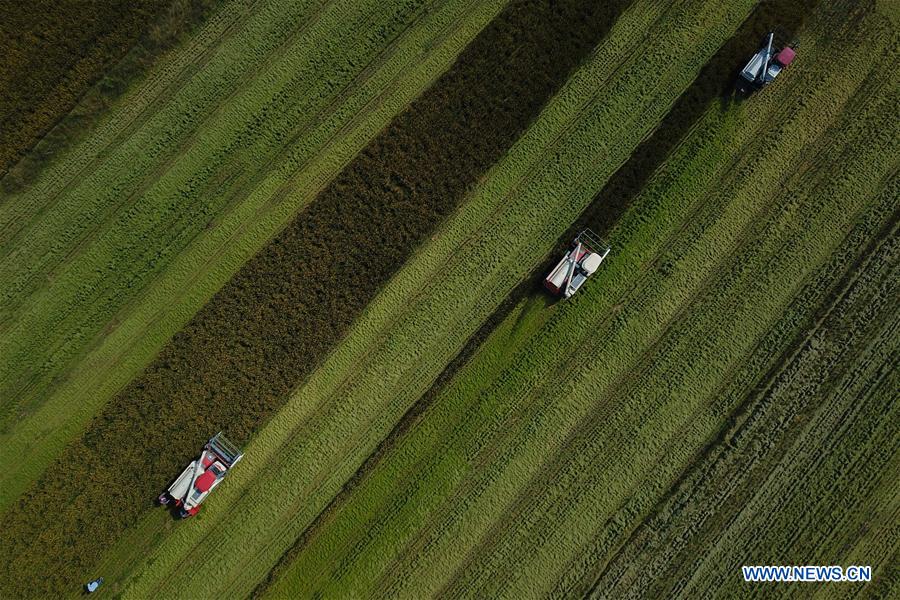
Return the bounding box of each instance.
[737,31,796,95]
[545,229,610,298]
[158,433,243,518]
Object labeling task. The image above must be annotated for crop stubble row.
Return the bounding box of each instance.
[586,185,898,597]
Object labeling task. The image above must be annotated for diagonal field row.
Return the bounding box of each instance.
[0,0,640,595]
[109,0,761,596]
[0,0,510,510]
[255,1,899,595]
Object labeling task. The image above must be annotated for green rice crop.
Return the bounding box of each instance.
[1,0,895,596]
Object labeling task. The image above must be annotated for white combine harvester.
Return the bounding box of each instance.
[545,229,610,298]
[158,433,243,518]
[737,31,796,95]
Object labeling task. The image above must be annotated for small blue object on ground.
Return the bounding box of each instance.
[85,577,104,593]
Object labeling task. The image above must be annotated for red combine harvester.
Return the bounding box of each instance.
[545,229,610,298]
[737,31,796,95]
[158,433,243,518]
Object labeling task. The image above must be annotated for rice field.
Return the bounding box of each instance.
[0,0,896,597]
[0,0,510,511]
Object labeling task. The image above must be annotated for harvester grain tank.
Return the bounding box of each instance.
[158,433,243,518]
[545,229,610,298]
[737,32,796,94]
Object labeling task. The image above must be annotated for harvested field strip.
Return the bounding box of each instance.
[111,1,758,596]
[394,92,896,600]
[0,0,220,175]
[256,4,899,595]
[577,182,899,598]
[0,0,435,421]
[601,200,900,599]
[0,0,638,594]
[0,0,507,510]
[683,327,899,598]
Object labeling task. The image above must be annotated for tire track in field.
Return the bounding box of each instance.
[0,0,633,596]
[575,188,899,599]
[671,270,899,597]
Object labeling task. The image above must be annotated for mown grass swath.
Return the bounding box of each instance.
[0,0,630,594]
[0,0,220,178]
[255,2,898,594]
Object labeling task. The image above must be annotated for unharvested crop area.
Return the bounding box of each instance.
[0,0,220,177]
[1,0,897,597]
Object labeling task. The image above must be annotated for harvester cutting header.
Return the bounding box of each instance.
[545,229,610,298]
[158,433,243,518]
[737,31,796,95]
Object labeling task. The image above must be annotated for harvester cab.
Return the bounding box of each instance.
[737,31,796,95]
[545,229,610,298]
[158,433,243,518]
